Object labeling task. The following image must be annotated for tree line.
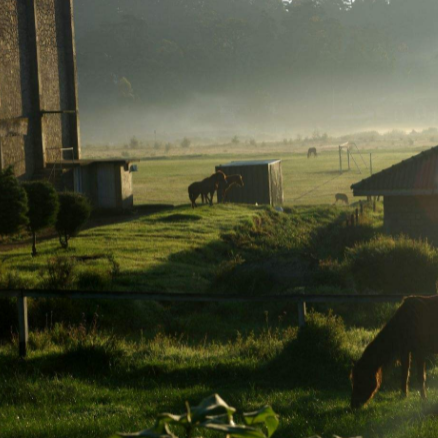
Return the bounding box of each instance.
[74,0,438,109]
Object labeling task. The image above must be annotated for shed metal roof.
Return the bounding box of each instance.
[351,146,438,196]
[218,159,281,167]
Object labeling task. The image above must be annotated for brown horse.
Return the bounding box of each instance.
[307,147,317,158]
[351,295,438,409]
[222,174,244,202]
[188,171,227,208]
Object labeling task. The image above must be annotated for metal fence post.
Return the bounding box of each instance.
[17,292,28,358]
[298,301,307,327]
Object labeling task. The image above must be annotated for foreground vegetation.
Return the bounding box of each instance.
[3,201,438,437]
[2,311,438,438]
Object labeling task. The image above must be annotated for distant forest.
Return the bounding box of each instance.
[74,0,438,137]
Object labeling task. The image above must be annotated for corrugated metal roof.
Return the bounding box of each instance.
[351,146,438,196]
[218,159,281,167]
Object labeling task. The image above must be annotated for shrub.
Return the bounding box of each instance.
[231,135,240,144]
[43,256,76,290]
[56,192,91,248]
[165,142,173,153]
[344,235,438,294]
[268,312,351,387]
[23,181,59,256]
[0,166,28,236]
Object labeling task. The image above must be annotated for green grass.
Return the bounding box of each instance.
[2,323,438,438]
[131,147,425,206]
[2,145,438,438]
[1,204,257,292]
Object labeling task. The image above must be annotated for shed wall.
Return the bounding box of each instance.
[216,164,279,205]
[384,195,438,242]
[269,162,284,206]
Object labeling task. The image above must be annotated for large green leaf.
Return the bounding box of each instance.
[243,406,279,438]
[201,421,266,438]
[190,394,236,423]
[157,413,188,425]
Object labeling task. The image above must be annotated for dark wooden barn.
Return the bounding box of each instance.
[351,146,438,242]
[216,160,284,206]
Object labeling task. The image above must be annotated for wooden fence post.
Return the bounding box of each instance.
[350,213,355,227]
[373,198,376,212]
[298,301,307,327]
[355,208,359,225]
[17,292,28,358]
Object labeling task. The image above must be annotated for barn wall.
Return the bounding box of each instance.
[0,0,80,179]
[0,0,39,178]
[216,164,271,205]
[384,195,438,242]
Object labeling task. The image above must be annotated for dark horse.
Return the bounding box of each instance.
[307,147,317,158]
[188,171,227,208]
[351,295,438,409]
[221,174,244,202]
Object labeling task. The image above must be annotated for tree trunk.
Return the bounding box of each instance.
[32,231,37,256]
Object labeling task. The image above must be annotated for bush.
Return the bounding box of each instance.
[344,235,438,294]
[23,181,59,256]
[268,312,351,387]
[56,192,91,248]
[0,166,28,236]
[43,256,76,290]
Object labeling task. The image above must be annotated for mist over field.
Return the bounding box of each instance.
[74,0,438,144]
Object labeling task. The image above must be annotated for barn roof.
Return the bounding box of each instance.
[351,146,438,196]
[218,159,281,167]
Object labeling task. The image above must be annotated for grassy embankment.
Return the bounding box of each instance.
[2,144,438,438]
[2,202,438,438]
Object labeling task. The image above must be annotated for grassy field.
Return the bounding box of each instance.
[2,145,438,438]
[129,147,425,206]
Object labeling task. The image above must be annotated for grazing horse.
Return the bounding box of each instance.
[188,171,227,208]
[307,147,317,158]
[351,295,438,409]
[221,174,244,203]
[334,193,349,205]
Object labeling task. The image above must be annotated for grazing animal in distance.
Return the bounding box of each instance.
[221,174,244,203]
[334,193,349,205]
[351,295,438,409]
[188,171,227,208]
[307,147,317,158]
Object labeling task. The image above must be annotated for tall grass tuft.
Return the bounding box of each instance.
[268,312,352,387]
